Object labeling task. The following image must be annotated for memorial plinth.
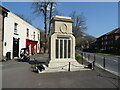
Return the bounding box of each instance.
[49,16,81,68]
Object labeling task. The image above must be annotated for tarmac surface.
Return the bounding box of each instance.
[2,54,120,88]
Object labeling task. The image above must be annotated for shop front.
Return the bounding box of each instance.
[26,39,38,55]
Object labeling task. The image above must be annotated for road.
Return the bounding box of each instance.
[2,54,119,88]
[76,50,120,76]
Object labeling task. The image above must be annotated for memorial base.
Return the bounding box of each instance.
[48,59,81,68]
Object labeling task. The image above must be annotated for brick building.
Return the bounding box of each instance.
[90,28,120,54]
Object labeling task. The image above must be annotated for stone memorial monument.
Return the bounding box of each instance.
[48,16,81,68]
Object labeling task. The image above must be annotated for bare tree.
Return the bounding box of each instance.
[70,11,87,47]
[32,0,57,53]
[32,1,50,53]
[83,34,96,44]
[70,11,87,38]
[70,11,96,49]
[48,1,58,35]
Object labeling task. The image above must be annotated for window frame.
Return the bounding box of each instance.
[14,23,18,35]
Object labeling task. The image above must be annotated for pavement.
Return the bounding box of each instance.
[1,54,120,88]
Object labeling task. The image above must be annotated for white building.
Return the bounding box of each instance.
[2,6,40,59]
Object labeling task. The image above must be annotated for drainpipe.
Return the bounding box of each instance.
[2,11,8,60]
[1,13,5,60]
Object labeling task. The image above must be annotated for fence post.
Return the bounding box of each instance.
[94,54,96,62]
[103,56,105,70]
[68,62,71,72]
[82,53,83,65]
[92,54,96,70]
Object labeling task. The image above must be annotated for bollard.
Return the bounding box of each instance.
[103,56,105,70]
[92,60,95,70]
[92,54,96,70]
[68,62,71,72]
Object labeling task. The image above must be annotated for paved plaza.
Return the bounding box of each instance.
[1,54,119,88]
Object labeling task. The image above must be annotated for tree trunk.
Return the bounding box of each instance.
[44,3,47,53]
[48,2,53,35]
[48,2,53,55]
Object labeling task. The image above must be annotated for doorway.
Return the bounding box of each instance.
[13,38,19,58]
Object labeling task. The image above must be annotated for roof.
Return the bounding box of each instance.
[105,28,120,35]
[0,5,10,12]
[0,5,41,31]
[97,28,120,39]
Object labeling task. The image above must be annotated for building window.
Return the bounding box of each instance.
[102,37,104,40]
[33,32,35,40]
[14,23,18,34]
[105,36,107,39]
[102,42,103,45]
[27,29,29,38]
[104,37,106,39]
[105,41,108,45]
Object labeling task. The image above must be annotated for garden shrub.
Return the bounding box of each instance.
[75,53,83,61]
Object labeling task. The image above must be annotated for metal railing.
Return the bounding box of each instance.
[79,52,120,76]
